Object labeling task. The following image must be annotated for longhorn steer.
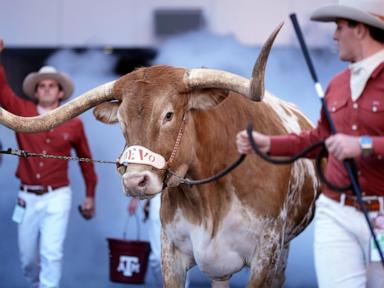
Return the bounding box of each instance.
[0,26,319,287]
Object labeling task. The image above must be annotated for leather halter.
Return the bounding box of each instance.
[116,113,245,187]
[163,114,245,186]
[166,114,187,168]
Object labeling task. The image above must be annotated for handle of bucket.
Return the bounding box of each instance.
[123,212,141,240]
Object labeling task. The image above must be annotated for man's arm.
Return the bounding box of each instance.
[0,39,33,114]
[237,107,331,158]
[325,135,384,160]
[73,119,97,220]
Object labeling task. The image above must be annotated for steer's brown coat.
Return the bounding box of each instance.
[95,65,319,287]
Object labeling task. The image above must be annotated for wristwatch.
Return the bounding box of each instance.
[359,136,373,157]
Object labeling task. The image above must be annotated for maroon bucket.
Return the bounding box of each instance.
[107,213,151,284]
[107,238,151,284]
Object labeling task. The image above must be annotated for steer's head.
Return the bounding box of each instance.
[0,24,282,199]
[94,66,199,198]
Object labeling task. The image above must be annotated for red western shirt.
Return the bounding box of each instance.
[269,62,384,197]
[0,66,97,198]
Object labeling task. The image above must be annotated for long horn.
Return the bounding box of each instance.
[184,23,283,101]
[0,80,116,133]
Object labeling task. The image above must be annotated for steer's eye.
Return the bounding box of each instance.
[164,112,174,122]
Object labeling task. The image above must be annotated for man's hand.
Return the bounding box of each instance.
[325,134,361,161]
[236,130,271,154]
[128,197,139,215]
[79,197,95,220]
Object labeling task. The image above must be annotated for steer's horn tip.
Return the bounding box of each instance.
[269,21,284,47]
[249,22,284,102]
[275,22,284,40]
[269,22,284,40]
[277,21,284,30]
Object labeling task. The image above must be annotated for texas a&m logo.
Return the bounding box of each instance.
[117,255,140,277]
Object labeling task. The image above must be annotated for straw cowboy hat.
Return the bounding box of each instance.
[310,0,384,30]
[22,66,74,100]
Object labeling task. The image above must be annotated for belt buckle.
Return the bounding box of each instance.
[34,188,47,195]
[22,185,51,195]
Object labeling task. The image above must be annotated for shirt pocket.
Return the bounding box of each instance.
[327,98,348,123]
[359,99,384,132]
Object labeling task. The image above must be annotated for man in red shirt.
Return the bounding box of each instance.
[0,39,97,288]
[237,0,384,287]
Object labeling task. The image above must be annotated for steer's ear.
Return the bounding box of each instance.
[187,89,228,111]
[93,102,120,124]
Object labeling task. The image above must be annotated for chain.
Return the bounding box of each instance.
[1,148,117,165]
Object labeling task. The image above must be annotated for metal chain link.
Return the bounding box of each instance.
[1,148,117,165]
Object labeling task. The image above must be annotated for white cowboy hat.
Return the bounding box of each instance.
[310,0,384,30]
[22,66,74,100]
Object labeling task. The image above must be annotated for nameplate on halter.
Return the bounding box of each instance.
[119,145,166,169]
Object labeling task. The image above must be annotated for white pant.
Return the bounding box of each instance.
[314,194,384,288]
[17,187,71,288]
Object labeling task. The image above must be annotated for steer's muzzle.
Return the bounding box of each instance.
[123,174,148,194]
[122,171,163,199]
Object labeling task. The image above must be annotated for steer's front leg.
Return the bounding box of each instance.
[161,229,192,288]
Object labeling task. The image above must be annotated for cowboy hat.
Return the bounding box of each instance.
[22,66,74,100]
[310,0,384,30]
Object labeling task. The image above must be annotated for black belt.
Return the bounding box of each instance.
[20,185,64,196]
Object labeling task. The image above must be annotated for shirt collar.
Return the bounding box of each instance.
[348,50,384,101]
[349,50,384,76]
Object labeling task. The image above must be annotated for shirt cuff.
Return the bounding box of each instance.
[86,182,96,198]
[372,137,384,156]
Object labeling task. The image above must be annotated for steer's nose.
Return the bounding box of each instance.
[123,173,148,195]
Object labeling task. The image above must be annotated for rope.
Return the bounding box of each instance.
[246,124,351,192]
[0,148,117,165]
[167,154,246,186]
